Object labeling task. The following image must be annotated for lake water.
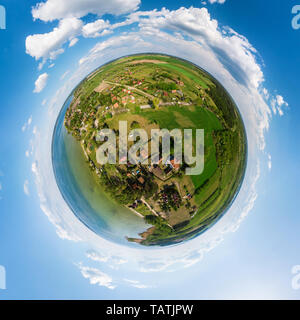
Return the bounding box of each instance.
[52,94,148,246]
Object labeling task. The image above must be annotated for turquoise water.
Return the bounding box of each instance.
[52,94,148,246]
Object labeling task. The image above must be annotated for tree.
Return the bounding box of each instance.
[152,98,160,109]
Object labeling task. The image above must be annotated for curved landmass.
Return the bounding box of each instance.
[64,54,247,246]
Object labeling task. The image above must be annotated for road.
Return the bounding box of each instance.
[104,80,156,101]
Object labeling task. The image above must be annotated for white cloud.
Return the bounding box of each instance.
[276,95,288,107]
[262,88,269,100]
[86,250,109,263]
[34,73,49,93]
[78,264,116,289]
[267,154,272,171]
[27,116,33,126]
[69,37,78,47]
[124,279,152,289]
[49,48,65,60]
[33,125,37,135]
[270,94,288,116]
[26,18,83,61]
[86,250,128,270]
[60,70,70,80]
[270,98,277,114]
[22,115,33,132]
[208,0,226,4]
[32,0,141,22]
[82,19,111,38]
[138,8,263,89]
[26,0,141,64]
[78,34,148,65]
[24,180,30,196]
[276,95,288,116]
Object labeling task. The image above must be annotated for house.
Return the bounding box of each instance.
[138,177,145,185]
[140,104,151,109]
[113,103,119,109]
[153,166,164,178]
[132,183,139,190]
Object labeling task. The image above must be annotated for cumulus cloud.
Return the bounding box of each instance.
[78,264,116,289]
[26,18,83,61]
[271,94,288,116]
[262,88,270,100]
[82,19,111,38]
[32,0,141,22]
[34,73,49,93]
[143,8,262,89]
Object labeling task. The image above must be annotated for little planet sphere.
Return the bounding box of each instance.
[52,54,247,247]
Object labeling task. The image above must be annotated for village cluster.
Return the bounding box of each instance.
[64,55,245,245]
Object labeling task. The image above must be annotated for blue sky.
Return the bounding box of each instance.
[0,0,299,299]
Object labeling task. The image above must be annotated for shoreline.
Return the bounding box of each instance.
[127,206,144,219]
